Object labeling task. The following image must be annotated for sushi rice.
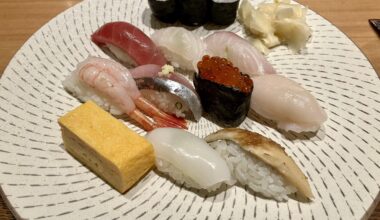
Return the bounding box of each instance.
[156,159,225,192]
[209,140,297,201]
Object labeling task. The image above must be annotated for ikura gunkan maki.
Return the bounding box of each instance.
[209,0,240,25]
[194,56,253,127]
[148,0,178,23]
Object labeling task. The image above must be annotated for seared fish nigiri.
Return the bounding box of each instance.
[205,128,313,201]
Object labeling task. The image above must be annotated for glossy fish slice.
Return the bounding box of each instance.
[251,74,327,133]
[91,22,167,67]
[135,77,202,121]
[204,31,276,76]
[205,128,314,199]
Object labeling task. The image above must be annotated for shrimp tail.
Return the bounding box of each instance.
[153,116,186,129]
[129,110,156,131]
[135,97,187,129]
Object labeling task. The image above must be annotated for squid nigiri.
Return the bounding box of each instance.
[146,128,234,191]
[91,22,167,67]
[204,31,276,76]
[151,27,206,71]
[251,75,327,133]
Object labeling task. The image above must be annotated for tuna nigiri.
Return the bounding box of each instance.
[251,75,327,133]
[91,22,167,67]
[204,31,276,76]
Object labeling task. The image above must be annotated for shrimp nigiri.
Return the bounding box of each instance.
[63,57,186,131]
[204,31,276,76]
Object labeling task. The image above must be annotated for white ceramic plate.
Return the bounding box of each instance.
[0,0,379,219]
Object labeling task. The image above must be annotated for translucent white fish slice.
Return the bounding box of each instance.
[146,128,234,191]
[251,74,327,133]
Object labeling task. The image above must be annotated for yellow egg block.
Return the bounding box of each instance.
[58,101,155,193]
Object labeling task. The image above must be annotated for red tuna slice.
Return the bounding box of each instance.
[91,22,167,66]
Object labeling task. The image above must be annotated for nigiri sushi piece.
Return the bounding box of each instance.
[209,0,240,25]
[178,0,208,26]
[63,56,186,131]
[251,75,327,133]
[91,22,167,67]
[148,0,178,23]
[205,128,314,201]
[194,56,253,127]
[204,31,276,76]
[130,64,195,91]
[151,27,206,71]
[146,128,234,191]
[135,77,203,121]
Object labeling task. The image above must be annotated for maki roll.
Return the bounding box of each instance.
[148,0,178,23]
[178,0,209,26]
[209,0,239,25]
[194,56,253,127]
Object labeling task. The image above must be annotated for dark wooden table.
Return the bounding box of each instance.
[0,0,379,219]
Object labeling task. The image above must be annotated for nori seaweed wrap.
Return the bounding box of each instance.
[209,0,239,25]
[194,56,253,127]
[148,0,178,23]
[178,0,209,26]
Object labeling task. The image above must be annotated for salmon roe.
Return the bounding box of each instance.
[197,55,253,93]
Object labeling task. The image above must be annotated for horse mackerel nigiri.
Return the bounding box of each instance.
[130,64,203,121]
[91,22,167,67]
[63,57,186,131]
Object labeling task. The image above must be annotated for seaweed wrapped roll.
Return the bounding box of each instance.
[148,0,178,23]
[178,0,209,26]
[209,0,239,25]
[194,56,253,127]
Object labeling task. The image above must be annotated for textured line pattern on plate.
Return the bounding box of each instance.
[0,0,379,219]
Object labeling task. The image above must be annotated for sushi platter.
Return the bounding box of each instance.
[0,0,379,219]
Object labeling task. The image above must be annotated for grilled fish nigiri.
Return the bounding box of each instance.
[205,128,313,201]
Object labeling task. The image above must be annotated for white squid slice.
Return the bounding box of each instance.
[146,128,234,190]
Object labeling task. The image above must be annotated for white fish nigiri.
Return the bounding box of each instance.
[151,27,206,71]
[204,31,276,76]
[146,128,234,191]
[251,75,327,133]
